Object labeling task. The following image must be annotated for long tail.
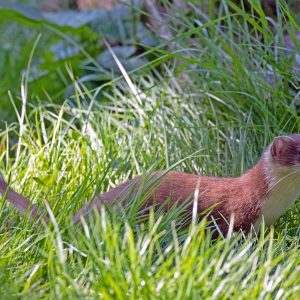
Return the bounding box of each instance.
[0,171,166,224]
[0,177,39,219]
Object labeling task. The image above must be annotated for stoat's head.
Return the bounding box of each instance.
[269,134,300,167]
[257,135,300,228]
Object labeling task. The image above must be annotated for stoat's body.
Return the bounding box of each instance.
[1,135,300,235]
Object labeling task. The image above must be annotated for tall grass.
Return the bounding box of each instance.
[1,1,300,299]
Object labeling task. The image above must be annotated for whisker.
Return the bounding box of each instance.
[267,169,300,194]
[286,172,300,189]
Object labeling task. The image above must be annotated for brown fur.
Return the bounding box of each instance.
[73,158,269,234]
[0,178,38,219]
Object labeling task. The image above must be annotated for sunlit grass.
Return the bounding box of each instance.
[1,0,300,299]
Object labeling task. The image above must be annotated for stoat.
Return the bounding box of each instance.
[1,134,300,235]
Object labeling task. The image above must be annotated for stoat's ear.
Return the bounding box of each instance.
[270,136,293,159]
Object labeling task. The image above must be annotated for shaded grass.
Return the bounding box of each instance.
[1,0,300,299]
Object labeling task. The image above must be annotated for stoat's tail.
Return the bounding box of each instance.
[0,177,39,219]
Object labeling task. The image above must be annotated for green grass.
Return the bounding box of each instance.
[1,1,300,299]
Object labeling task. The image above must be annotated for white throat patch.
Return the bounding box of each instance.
[255,151,300,229]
